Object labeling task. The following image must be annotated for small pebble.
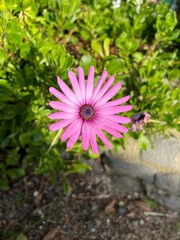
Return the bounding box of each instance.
[119,200,125,206]
[33,191,39,197]
[140,219,145,225]
[131,220,139,228]
[86,185,91,190]
[134,192,139,199]
[127,211,136,218]
[106,219,111,224]
[119,207,128,215]
[36,209,44,218]
[91,203,97,211]
[87,221,94,232]
[79,182,86,186]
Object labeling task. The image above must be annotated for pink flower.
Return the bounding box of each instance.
[132,112,151,132]
[48,66,132,154]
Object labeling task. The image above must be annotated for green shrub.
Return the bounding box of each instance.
[0,0,179,189]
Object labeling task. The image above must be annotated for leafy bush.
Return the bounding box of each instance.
[0,0,179,190]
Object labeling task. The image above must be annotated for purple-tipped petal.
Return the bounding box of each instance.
[68,71,83,103]
[49,101,78,113]
[86,66,94,103]
[82,121,90,150]
[104,95,130,107]
[49,119,73,132]
[57,77,80,105]
[94,82,122,107]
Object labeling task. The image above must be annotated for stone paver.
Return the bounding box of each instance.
[104,133,180,210]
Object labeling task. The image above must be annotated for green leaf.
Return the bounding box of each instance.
[20,43,30,59]
[88,149,100,159]
[19,133,30,147]
[62,54,74,71]
[0,47,9,65]
[132,52,144,63]
[0,79,12,90]
[68,163,92,174]
[91,40,104,57]
[44,130,62,155]
[0,177,9,191]
[138,133,150,150]
[1,137,10,149]
[107,58,125,74]
[62,175,69,193]
[80,30,90,40]
[140,85,147,95]
[0,163,6,172]
[7,168,25,179]
[80,55,96,75]
[103,37,110,56]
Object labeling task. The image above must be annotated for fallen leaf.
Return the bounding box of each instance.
[127,211,136,218]
[43,226,68,240]
[134,200,152,211]
[105,199,116,214]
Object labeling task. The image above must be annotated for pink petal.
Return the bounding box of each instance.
[89,124,99,154]
[104,95,130,107]
[82,121,90,151]
[78,67,86,103]
[67,127,81,149]
[91,70,108,102]
[97,105,132,114]
[68,71,83,103]
[92,75,114,104]
[96,117,129,133]
[94,82,122,107]
[57,76,80,105]
[49,119,73,132]
[49,87,77,106]
[49,101,78,113]
[61,118,83,142]
[94,127,112,149]
[102,126,123,138]
[86,66,94,103]
[48,112,78,120]
[106,115,131,124]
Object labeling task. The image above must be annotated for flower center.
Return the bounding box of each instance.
[80,105,95,120]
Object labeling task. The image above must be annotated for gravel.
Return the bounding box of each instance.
[0,169,180,240]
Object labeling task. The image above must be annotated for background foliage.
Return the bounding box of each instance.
[0,0,179,190]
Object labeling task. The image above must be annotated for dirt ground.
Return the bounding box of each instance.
[0,168,180,240]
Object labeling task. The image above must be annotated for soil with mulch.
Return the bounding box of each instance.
[0,167,180,240]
